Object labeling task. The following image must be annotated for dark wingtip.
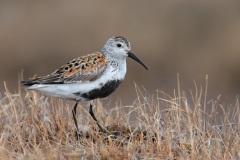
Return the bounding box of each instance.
[21,80,37,86]
[21,80,64,86]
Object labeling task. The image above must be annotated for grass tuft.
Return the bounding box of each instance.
[0,79,240,159]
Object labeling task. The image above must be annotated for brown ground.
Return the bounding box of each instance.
[0,82,239,159]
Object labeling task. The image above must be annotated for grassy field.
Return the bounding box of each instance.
[0,78,239,159]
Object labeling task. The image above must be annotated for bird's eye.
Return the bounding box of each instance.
[117,43,122,47]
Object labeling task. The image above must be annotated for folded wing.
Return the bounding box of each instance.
[22,52,107,86]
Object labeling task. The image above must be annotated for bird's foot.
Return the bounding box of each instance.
[96,122,111,134]
[76,130,83,139]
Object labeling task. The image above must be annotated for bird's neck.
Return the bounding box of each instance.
[105,58,127,80]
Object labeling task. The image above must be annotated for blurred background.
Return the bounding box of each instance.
[0,0,240,105]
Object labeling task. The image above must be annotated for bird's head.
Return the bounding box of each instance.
[102,36,148,70]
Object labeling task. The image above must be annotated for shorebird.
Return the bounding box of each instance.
[22,36,148,134]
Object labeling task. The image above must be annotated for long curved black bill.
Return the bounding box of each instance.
[128,51,148,70]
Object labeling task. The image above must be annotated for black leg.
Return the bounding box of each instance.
[89,101,108,133]
[72,101,81,135]
[89,102,98,121]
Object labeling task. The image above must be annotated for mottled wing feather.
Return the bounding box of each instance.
[22,52,107,85]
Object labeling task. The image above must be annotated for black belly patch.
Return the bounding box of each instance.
[76,80,122,100]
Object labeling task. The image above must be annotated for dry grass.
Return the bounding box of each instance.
[0,78,240,159]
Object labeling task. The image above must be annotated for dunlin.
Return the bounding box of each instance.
[22,36,148,134]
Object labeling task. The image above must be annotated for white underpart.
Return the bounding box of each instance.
[26,61,127,101]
